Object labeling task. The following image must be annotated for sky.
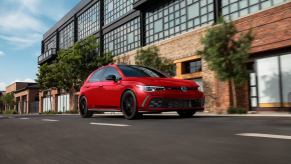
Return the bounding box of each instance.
[0,0,80,91]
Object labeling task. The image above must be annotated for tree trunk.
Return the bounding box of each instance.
[69,88,76,112]
[231,78,237,108]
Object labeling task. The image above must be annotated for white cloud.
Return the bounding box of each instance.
[0,0,76,49]
[11,78,35,84]
[0,82,6,91]
[0,51,5,57]
[0,11,47,33]
[0,33,42,48]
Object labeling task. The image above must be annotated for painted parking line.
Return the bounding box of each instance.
[42,119,59,122]
[19,118,31,120]
[236,133,291,140]
[90,122,131,127]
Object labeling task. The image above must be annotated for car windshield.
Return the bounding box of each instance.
[118,65,167,78]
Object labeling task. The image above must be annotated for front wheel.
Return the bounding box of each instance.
[121,90,140,120]
[177,110,196,118]
[79,97,93,118]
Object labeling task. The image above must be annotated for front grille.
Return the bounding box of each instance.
[165,86,197,91]
[148,98,204,108]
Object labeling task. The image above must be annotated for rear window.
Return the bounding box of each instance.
[118,65,167,78]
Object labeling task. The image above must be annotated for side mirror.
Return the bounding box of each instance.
[105,75,117,81]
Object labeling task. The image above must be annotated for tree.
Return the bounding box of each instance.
[2,93,15,110]
[197,19,254,108]
[36,36,113,110]
[135,46,175,76]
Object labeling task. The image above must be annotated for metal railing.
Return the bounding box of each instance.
[38,48,57,64]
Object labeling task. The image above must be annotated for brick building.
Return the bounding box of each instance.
[5,82,39,114]
[38,0,291,113]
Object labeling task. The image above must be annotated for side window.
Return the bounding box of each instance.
[103,67,121,80]
[89,68,105,83]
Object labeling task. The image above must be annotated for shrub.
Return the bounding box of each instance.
[3,110,18,115]
[65,109,79,114]
[227,107,247,114]
[42,111,58,115]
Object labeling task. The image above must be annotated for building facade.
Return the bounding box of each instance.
[39,0,291,113]
[4,82,39,114]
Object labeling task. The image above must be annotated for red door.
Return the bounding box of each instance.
[100,66,124,109]
[102,81,124,108]
[85,68,106,109]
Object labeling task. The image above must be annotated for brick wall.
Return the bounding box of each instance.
[235,2,291,54]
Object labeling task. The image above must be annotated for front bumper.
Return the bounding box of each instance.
[148,98,204,109]
[139,93,205,112]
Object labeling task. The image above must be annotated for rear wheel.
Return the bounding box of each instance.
[177,110,196,118]
[121,90,140,120]
[79,97,93,118]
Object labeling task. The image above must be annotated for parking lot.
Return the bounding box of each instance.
[1,114,291,164]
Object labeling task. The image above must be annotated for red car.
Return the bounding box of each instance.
[79,64,204,120]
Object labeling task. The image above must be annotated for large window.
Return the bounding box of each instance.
[222,0,288,20]
[145,0,214,44]
[257,57,280,107]
[44,35,56,52]
[59,22,74,49]
[104,0,134,25]
[104,18,140,56]
[78,2,100,40]
[280,54,291,107]
[255,53,291,108]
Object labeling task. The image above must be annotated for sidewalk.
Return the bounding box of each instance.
[195,111,291,117]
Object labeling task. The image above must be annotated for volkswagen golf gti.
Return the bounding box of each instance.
[79,64,204,120]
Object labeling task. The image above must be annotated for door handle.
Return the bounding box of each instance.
[85,86,90,88]
[99,85,103,88]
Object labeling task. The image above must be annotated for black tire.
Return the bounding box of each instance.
[177,110,196,118]
[121,90,140,120]
[79,97,93,118]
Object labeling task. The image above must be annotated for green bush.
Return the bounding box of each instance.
[227,107,247,114]
[65,109,79,114]
[42,111,58,115]
[3,110,18,115]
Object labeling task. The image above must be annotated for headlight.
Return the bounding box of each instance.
[136,85,165,92]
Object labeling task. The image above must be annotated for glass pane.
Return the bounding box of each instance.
[188,3,199,19]
[257,57,281,107]
[280,53,291,107]
[250,73,256,86]
[251,87,257,97]
[273,0,285,5]
[154,19,163,33]
[251,98,258,107]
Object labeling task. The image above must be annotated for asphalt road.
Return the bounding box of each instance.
[0,114,291,164]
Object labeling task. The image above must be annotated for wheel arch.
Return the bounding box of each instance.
[119,88,137,112]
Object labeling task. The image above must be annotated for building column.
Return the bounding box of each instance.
[39,91,44,113]
[19,96,23,114]
[26,92,30,114]
[52,94,58,112]
[175,62,182,79]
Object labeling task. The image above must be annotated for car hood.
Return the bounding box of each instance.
[125,77,198,87]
